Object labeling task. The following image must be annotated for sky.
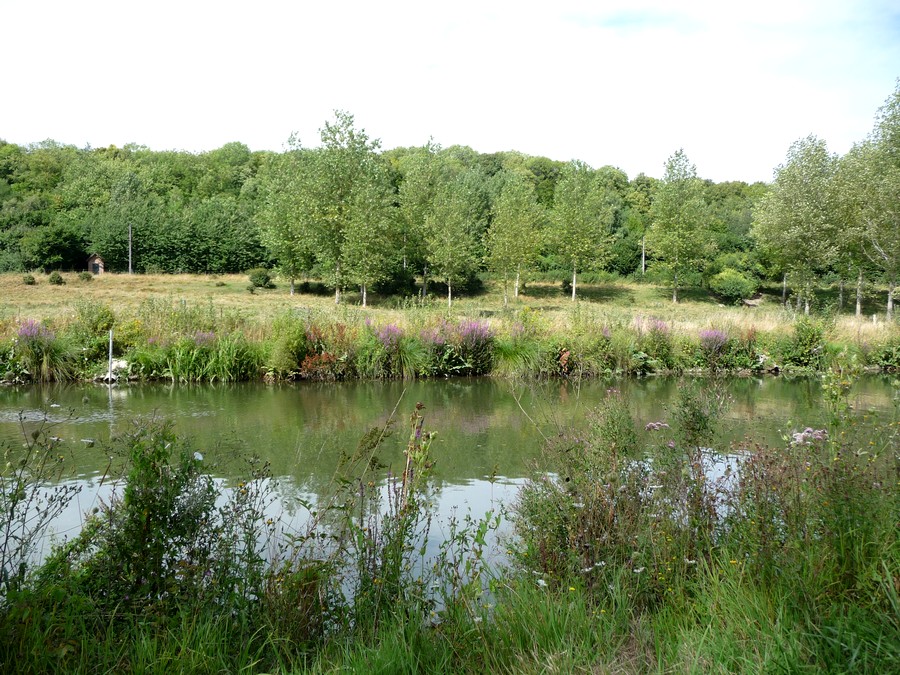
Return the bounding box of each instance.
[3,0,899,183]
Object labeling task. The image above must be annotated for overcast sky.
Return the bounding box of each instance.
[3,0,899,183]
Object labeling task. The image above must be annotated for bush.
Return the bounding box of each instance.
[77,271,93,282]
[782,317,827,370]
[710,268,758,304]
[247,267,275,289]
[47,271,65,286]
[22,274,35,285]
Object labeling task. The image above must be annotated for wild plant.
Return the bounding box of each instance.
[337,403,436,632]
[11,319,73,382]
[637,316,676,371]
[35,418,277,617]
[0,417,81,601]
[265,312,309,379]
[781,316,827,370]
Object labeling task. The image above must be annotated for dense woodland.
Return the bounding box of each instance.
[1,82,898,315]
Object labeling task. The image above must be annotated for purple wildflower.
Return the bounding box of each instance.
[700,328,728,353]
[376,323,403,350]
[645,421,670,432]
[17,319,53,342]
[650,318,669,334]
[791,427,828,446]
[194,330,216,346]
[456,320,493,346]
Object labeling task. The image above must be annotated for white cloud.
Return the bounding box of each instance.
[3,0,898,182]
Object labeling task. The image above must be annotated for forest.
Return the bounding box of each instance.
[1,82,897,316]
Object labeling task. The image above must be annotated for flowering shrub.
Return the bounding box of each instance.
[453,320,495,375]
[9,319,72,382]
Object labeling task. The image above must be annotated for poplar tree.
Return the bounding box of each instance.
[485,170,545,305]
[647,150,713,303]
[751,137,838,314]
[424,170,484,307]
[551,160,615,301]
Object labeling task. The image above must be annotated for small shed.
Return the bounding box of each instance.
[87,253,105,275]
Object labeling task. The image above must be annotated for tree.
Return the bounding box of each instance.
[425,170,485,307]
[397,142,446,296]
[290,111,395,303]
[751,137,838,314]
[551,160,616,301]
[647,150,715,303]
[485,170,545,304]
[256,150,317,294]
[342,158,398,306]
[839,84,900,320]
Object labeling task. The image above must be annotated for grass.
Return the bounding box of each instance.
[0,273,897,384]
[1,376,898,673]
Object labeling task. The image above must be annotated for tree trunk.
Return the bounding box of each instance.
[838,278,844,311]
[672,272,678,304]
[448,282,453,308]
[335,263,341,304]
[361,284,367,308]
[422,265,428,299]
[888,281,895,321]
[804,291,810,316]
[782,273,787,306]
[856,268,863,318]
[290,277,295,296]
[641,236,646,277]
[514,266,520,299]
[571,264,577,302]
[503,276,508,307]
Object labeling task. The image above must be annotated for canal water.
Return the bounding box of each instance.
[1,375,895,560]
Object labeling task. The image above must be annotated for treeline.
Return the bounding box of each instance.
[1,81,898,314]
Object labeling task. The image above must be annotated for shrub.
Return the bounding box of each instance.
[22,274,35,285]
[782,317,827,370]
[710,268,758,304]
[12,318,74,381]
[247,267,275,289]
[36,419,275,615]
[47,271,65,286]
[77,271,93,282]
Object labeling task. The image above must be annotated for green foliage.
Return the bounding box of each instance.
[782,317,827,370]
[247,267,274,289]
[710,267,758,304]
[34,419,275,616]
[9,319,73,382]
[265,313,310,379]
[550,160,617,300]
[77,270,92,282]
[1,422,81,598]
[47,270,64,285]
[647,149,716,302]
[21,274,35,285]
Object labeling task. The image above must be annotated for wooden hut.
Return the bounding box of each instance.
[87,253,105,275]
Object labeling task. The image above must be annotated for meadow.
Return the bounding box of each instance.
[0,271,897,384]
[1,271,898,672]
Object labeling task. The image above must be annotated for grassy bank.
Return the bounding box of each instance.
[0,272,898,383]
[1,377,897,673]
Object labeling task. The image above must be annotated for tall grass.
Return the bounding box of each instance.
[1,289,898,383]
[1,378,898,672]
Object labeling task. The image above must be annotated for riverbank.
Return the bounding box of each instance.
[2,382,897,673]
[1,273,898,383]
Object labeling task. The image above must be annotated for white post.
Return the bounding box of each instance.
[107,329,114,382]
